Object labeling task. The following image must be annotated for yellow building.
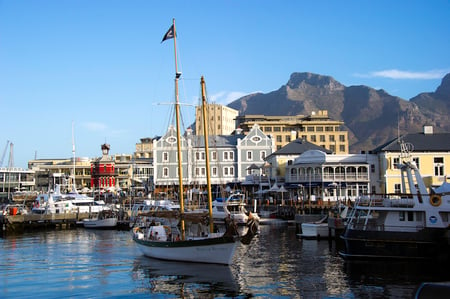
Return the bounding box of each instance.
[236,110,348,153]
[374,126,450,194]
[195,103,239,136]
[135,137,154,159]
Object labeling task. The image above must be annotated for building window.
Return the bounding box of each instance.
[212,151,217,161]
[394,183,401,194]
[212,167,217,176]
[195,151,205,161]
[247,151,252,161]
[163,167,169,178]
[330,144,335,153]
[260,151,266,160]
[264,127,272,132]
[339,145,345,152]
[316,126,323,132]
[320,135,325,142]
[223,151,234,161]
[339,135,345,142]
[223,167,234,176]
[307,126,314,132]
[273,127,281,132]
[310,135,316,142]
[163,152,169,162]
[325,126,334,132]
[393,157,400,169]
[329,135,335,142]
[371,164,375,173]
[434,157,444,176]
[285,135,291,142]
[276,135,282,142]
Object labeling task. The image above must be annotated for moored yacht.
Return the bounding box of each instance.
[340,141,450,261]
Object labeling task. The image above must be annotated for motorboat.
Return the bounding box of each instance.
[31,185,108,215]
[300,215,329,239]
[210,193,260,226]
[340,141,450,261]
[83,210,118,229]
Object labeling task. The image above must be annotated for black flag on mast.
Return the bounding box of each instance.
[161,24,175,43]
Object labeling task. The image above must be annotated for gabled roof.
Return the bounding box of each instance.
[372,132,450,153]
[190,134,243,148]
[266,138,332,158]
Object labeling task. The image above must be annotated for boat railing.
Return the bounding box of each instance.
[349,220,425,232]
[356,194,415,208]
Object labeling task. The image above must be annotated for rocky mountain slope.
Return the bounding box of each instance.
[228,72,450,153]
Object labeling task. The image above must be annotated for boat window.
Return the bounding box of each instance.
[407,211,414,221]
[416,213,423,222]
[399,211,405,221]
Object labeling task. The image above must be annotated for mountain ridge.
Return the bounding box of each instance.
[228,72,450,153]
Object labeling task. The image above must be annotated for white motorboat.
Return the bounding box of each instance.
[32,185,107,215]
[340,141,450,261]
[209,192,260,226]
[83,210,118,229]
[300,215,329,239]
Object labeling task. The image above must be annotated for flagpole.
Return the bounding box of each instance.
[172,18,186,240]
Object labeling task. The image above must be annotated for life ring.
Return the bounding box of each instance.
[430,194,442,207]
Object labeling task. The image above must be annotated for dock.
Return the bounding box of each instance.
[0,213,131,235]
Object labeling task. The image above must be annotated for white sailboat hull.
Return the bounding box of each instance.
[134,236,239,265]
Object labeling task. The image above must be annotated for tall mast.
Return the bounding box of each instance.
[172,19,186,240]
[72,120,76,191]
[200,76,214,233]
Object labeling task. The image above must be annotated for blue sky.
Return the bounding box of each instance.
[1,1,449,168]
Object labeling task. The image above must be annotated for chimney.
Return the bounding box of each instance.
[423,125,433,135]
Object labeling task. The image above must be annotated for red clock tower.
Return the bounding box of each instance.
[90,143,117,190]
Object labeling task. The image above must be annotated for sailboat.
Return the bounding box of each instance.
[132,19,256,265]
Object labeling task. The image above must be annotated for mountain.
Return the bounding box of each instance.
[228,72,450,153]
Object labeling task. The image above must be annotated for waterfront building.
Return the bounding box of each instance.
[195,103,239,136]
[0,167,35,201]
[235,110,349,153]
[372,125,450,194]
[90,144,117,191]
[135,137,155,159]
[285,150,378,203]
[265,138,332,183]
[29,157,92,193]
[153,124,274,193]
[28,144,138,195]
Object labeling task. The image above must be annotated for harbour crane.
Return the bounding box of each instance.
[0,140,10,167]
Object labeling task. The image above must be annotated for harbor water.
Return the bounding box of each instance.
[1,224,449,298]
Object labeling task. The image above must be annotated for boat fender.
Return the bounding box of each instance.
[430,194,442,207]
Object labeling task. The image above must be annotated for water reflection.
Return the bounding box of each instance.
[2,225,450,298]
[343,259,450,298]
[132,256,241,298]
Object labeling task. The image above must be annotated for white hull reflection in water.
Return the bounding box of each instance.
[1,227,450,298]
[132,256,240,296]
